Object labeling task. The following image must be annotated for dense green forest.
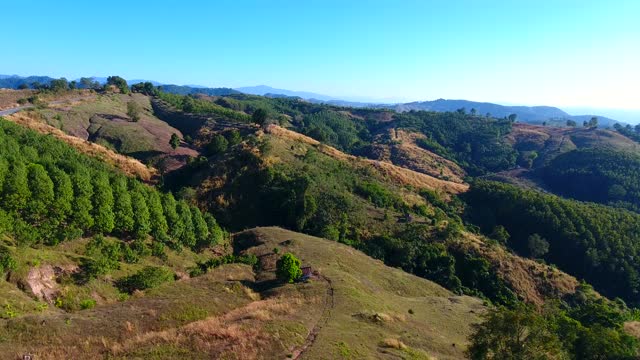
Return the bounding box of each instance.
[464,180,640,305]
[540,148,640,212]
[0,118,222,250]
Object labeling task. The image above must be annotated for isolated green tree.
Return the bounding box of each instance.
[490,225,510,245]
[48,166,73,223]
[126,101,142,122]
[252,108,268,125]
[112,176,134,233]
[146,190,169,241]
[508,113,518,122]
[162,192,183,242]
[191,206,209,249]
[50,78,69,92]
[169,133,180,150]
[566,119,577,127]
[131,189,151,239]
[2,160,30,212]
[203,212,224,247]
[225,129,242,146]
[176,201,196,248]
[70,170,94,231]
[106,76,129,94]
[25,164,54,220]
[276,253,303,283]
[92,173,115,234]
[528,233,549,258]
[206,134,228,155]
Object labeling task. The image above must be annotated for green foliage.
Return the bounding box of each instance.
[224,129,242,146]
[464,180,640,304]
[540,149,640,212]
[276,253,302,283]
[79,299,97,310]
[466,306,567,360]
[0,248,17,273]
[106,75,129,94]
[398,111,516,175]
[354,181,401,209]
[301,110,370,151]
[111,176,134,234]
[82,235,121,279]
[527,234,549,258]
[130,187,151,239]
[0,118,224,250]
[205,134,228,156]
[92,173,115,234]
[131,82,158,96]
[169,133,180,150]
[251,108,268,125]
[116,266,174,294]
[156,91,250,122]
[190,254,258,277]
[126,101,142,122]
[489,225,510,244]
[468,288,639,360]
[176,201,196,248]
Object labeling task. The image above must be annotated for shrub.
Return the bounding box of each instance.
[0,249,17,273]
[127,101,142,122]
[276,253,302,283]
[116,266,174,293]
[79,299,97,310]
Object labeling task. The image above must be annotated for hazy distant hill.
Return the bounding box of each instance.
[0,75,55,88]
[236,85,335,101]
[375,99,622,126]
[158,84,240,96]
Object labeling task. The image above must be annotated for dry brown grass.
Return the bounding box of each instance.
[110,295,308,359]
[265,124,468,194]
[380,338,407,350]
[5,112,158,182]
[390,129,466,183]
[0,89,35,110]
[624,321,640,339]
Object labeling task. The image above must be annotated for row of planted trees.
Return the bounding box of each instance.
[0,118,222,250]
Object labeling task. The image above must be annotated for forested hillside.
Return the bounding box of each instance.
[0,117,222,249]
[2,82,640,358]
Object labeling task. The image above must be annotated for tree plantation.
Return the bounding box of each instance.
[0,118,223,250]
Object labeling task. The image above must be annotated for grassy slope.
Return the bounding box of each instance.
[0,227,484,359]
[239,227,484,360]
[27,93,198,170]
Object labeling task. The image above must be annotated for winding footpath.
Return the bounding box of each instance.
[290,275,335,360]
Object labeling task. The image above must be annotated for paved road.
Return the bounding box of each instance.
[0,105,33,116]
[0,96,95,117]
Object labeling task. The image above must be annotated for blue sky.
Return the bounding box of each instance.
[2,0,639,118]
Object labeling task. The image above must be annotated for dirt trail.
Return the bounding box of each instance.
[290,275,335,360]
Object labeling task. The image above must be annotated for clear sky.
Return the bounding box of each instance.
[2,0,639,118]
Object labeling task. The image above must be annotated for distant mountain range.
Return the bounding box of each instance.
[0,75,626,127]
[372,99,621,128]
[234,85,335,101]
